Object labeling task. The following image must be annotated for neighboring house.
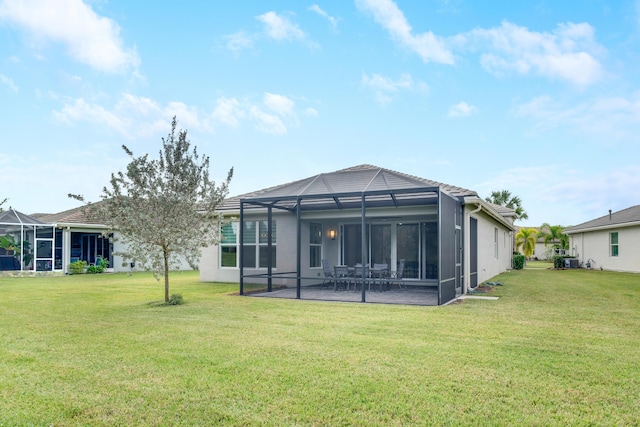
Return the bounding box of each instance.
[33,206,121,274]
[199,165,516,305]
[565,205,640,273]
[1,204,191,274]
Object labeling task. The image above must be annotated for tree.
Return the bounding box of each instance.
[515,227,537,258]
[538,223,569,253]
[72,117,233,302]
[485,190,528,220]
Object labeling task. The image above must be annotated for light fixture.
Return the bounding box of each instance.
[328,229,337,240]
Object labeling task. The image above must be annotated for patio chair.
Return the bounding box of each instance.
[392,259,405,289]
[321,259,335,289]
[372,263,390,291]
[353,263,370,291]
[334,265,352,291]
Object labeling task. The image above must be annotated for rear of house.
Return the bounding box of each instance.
[200,165,516,305]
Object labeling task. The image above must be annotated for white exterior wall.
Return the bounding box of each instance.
[569,226,640,273]
[464,206,513,292]
[199,212,301,285]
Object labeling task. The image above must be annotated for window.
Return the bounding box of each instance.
[309,223,322,268]
[242,220,276,269]
[220,222,238,267]
[220,220,277,268]
[610,232,619,257]
[494,228,499,258]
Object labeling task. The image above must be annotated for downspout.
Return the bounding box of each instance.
[464,203,482,294]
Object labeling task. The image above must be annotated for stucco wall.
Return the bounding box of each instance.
[569,226,640,273]
[463,207,513,291]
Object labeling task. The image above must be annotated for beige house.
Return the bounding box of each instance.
[200,165,516,305]
[565,205,640,273]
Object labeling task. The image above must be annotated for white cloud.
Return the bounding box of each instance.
[309,4,338,29]
[263,93,295,117]
[355,0,454,64]
[249,105,288,135]
[361,72,427,105]
[0,73,18,92]
[212,97,245,127]
[256,11,304,41]
[225,31,256,53]
[448,101,477,118]
[0,0,139,73]
[53,91,309,137]
[515,92,640,141]
[304,107,319,117]
[52,94,210,139]
[475,164,640,227]
[466,21,603,86]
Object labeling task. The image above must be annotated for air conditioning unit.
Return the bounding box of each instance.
[564,258,579,268]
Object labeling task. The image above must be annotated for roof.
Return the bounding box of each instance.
[484,201,517,218]
[0,208,46,225]
[565,205,640,234]
[32,204,105,226]
[219,164,478,211]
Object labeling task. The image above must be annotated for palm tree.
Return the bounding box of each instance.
[515,227,537,258]
[538,223,569,253]
[485,190,528,220]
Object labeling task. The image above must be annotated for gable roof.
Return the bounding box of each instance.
[220,164,478,211]
[565,205,640,234]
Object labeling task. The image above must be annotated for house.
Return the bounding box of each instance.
[1,203,191,274]
[565,205,640,273]
[199,165,516,305]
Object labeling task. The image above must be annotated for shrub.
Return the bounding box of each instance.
[513,254,525,270]
[68,260,87,274]
[167,293,184,305]
[86,257,109,274]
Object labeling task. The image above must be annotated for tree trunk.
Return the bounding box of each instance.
[163,248,170,302]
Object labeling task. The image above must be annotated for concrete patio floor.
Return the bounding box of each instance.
[249,286,440,306]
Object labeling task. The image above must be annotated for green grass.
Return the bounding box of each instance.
[524,260,554,269]
[1,269,639,426]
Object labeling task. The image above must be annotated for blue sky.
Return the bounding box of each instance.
[1,0,639,227]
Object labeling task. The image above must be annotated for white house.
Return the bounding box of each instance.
[199,165,516,305]
[0,204,191,275]
[565,205,640,273]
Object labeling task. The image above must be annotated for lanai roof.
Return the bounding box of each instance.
[220,164,478,212]
[0,208,46,225]
[565,205,640,233]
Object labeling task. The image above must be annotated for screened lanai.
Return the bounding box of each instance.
[0,208,56,272]
[235,165,470,306]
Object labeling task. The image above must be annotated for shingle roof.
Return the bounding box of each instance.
[219,164,478,211]
[565,205,640,233]
[32,204,104,226]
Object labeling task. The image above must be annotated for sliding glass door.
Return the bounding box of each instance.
[341,222,432,279]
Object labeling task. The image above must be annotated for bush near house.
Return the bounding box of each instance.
[68,260,87,274]
[512,253,525,270]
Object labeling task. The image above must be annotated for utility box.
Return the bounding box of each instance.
[564,258,579,268]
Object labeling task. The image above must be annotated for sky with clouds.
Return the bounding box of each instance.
[1,0,639,227]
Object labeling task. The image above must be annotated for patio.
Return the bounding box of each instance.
[250,285,439,306]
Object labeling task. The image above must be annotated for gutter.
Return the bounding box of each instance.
[565,220,640,235]
[463,196,516,231]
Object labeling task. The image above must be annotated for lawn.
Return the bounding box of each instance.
[1,268,639,426]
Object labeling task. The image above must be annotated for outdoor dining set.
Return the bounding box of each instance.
[322,259,405,292]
